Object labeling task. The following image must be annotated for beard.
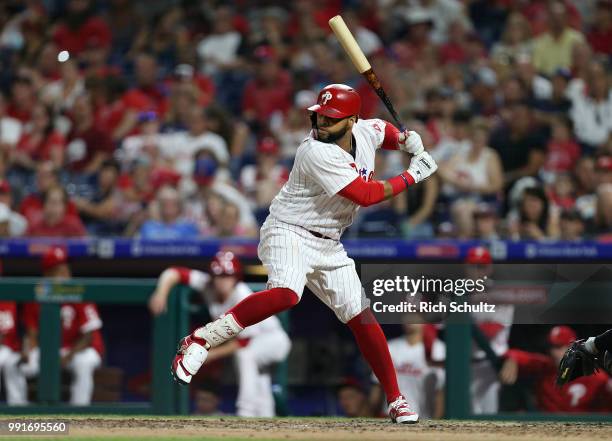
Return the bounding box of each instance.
[317,123,349,144]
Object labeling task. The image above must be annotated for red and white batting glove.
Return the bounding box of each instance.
[398,130,425,155]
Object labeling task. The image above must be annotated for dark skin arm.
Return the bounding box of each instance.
[61,332,93,367]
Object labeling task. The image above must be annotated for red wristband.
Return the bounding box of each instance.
[388,171,415,195]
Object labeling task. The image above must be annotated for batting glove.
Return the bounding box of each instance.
[398,130,425,155]
[407,151,437,184]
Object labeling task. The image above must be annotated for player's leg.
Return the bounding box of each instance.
[173,225,308,384]
[307,248,418,423]
[233,347,261,417]
[470,361,500,414]
[66,348,101,405]
[236,332,290,417]
[3,349,28,405]
[254,371,275,417]
[18,346,40,378]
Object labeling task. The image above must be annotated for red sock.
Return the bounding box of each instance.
[347,308,401,404]
[226,287,299,328]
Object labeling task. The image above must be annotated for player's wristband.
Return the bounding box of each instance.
[399,171,414,188]
[388,171,415,195]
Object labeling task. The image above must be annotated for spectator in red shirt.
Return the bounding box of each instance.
[13,103,65,171]
[439,20,471,65]
[7,72,37,124]
[122,52,169,118]
[66,93,114,175]
[52,0,111,58]
[587,1,612,55]
[241,46,292,132]
[19,161,78,225]
[26,186,86,237]
[499,326,612,412]
[20,246,104,405]
[542,116,581,179]
[168,64,215,109]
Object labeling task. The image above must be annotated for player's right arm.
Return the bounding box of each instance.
[499,349,555,384]
[149,267,210,316]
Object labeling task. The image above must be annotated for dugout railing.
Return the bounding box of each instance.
[0,278,289,415]
[0,277,192,414]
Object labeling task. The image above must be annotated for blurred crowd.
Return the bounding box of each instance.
[0,0,610,241]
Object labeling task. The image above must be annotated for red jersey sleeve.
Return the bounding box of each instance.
[338,171,415,207]
[0,302,19,351]
[506,349,555,377]
[76,303,103,333]
[381,121,400,150]
[170,267,210,291]
[22,302,40,331]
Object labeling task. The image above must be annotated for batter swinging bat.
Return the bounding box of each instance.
[329,15,406,132]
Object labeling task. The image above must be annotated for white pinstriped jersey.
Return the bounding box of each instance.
[269,118,389,240]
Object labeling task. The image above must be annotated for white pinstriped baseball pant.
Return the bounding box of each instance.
[258,217,368,323]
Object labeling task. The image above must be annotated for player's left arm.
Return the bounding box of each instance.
[338,147,437,207]
[149,267,210,315]
[61,332,93,366]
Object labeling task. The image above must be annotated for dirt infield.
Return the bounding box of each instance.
[9,417,609,441]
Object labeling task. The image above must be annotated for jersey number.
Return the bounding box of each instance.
[567,383,587,407]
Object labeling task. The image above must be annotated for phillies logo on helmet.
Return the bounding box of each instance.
[321,91,333,105]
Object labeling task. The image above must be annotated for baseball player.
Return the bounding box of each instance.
[557,329,612,385]
[171,84,438,423]
[465,246,514,414]
[149,251,291,417]
[370,320,445,419]
[500,326,612,412]
[0,301,28,404]
[20,246,105,405]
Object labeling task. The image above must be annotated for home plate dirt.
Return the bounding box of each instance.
[62,417,612,440]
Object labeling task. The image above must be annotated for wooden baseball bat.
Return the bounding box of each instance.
[328,15,406,132]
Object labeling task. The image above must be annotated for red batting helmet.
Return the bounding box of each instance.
[548,326,576,346]
[209,251,242,278]
[465,246,492,264]
[308,84,361,119]
[42,246,68,272]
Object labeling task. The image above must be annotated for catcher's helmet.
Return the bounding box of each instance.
[308,84,361,119]
[548,326,576,346]
[209,251,242,278]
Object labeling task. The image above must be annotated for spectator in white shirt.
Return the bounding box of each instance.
[196,6,242,75]
[0,180,27,237]
[0,92,22,154]
[569,60,612,151]
[157,107,229,196]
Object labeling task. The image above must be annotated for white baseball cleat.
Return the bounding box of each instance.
[388,395,419,424]
[171,334,209,385]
